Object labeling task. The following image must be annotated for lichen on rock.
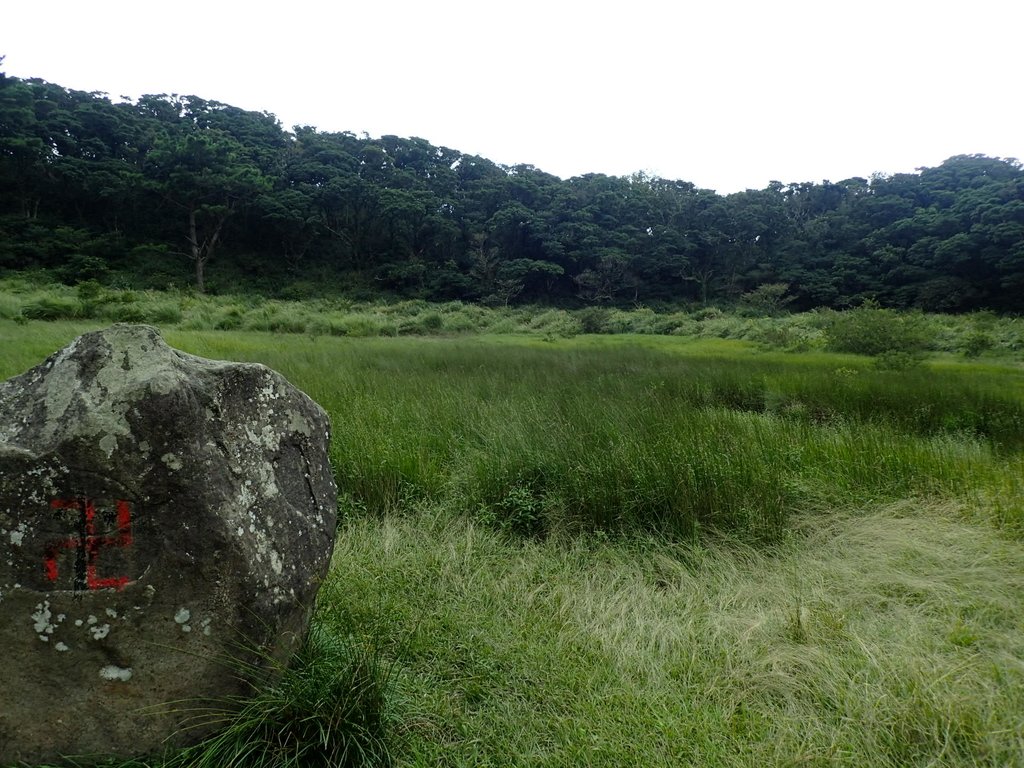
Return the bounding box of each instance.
[0,324,338,764]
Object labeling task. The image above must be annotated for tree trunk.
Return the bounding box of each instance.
[188,207,206,294]
[187,205,227,294]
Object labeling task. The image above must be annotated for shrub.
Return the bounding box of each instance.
[57,253,110,285]
[740,282,793,315]
[146,300,185,325]
[109,303,148,323]
[694,306,724,320]
[962,332,994,358]
[824,303,929,358]
[754,324,805,352]
[475,482,549,538]
[527,309,582,338]
[397,310,445,335]
[20,295,86,320]
[575,306,611,334]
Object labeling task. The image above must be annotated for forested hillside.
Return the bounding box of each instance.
[2,69,1022,311]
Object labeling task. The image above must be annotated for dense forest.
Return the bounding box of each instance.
[2,67,1022,311]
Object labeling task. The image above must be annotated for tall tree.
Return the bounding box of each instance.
[145,120,268,292]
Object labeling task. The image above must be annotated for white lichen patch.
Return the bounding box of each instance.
[90,623,111,640]
[258,378,282,402]
[9,523,28,546]
[244,423,281,451]
[55,642,70,652]
[238,481,257,510]
[99,665,132,682]
[146,369,180,396]
[99,433,118,457]
[31,601,55,639]
[174,608,191,624]
[161,453,183,471]
[269,549,283,576]
[286,409,311,435]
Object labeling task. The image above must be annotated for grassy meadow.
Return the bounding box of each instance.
[2,299,1024,766]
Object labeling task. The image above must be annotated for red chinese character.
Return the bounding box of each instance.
[43,498,133,591]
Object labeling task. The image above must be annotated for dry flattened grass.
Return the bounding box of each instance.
[326,502,1024,766]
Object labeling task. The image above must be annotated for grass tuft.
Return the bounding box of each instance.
[3,316,1023,767]
[159,624,396,768]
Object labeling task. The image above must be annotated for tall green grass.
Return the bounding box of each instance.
[162,333,1020,538]
[3,276,1024,357]
[3,321,1023,766]
[5,324,1022,540]
[329,504,1024,766]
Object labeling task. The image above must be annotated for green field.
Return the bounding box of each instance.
[3,319,1024,767]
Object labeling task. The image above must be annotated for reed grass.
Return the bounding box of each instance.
[3,319,1023,767]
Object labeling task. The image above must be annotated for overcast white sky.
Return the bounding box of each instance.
[3,0,1022,193]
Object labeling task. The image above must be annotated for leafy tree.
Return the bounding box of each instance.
[1,68,1023,310]
[145,121,269,292]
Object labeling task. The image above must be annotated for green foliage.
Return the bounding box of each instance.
[750,317,823,352]
[56,254,110,284]
[575,306,612,334]
[88,328,1010,541]
[962,331,994,358]
[327,505,1024,767]
[3,324,1024,767]
[20,295,86,320]
[2,74,1023,309]
[157,624,395,768]
[740,282,793,315]
[823,303,930,361]
[874,349,926,371]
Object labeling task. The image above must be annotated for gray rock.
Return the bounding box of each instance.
[0,325,338,764]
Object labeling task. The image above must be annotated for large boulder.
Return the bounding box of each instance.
[0,325,338,765]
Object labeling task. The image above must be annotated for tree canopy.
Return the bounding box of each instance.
[1,70,1022,311]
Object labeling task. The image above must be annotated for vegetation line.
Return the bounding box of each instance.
[3,316,1022,767]
[2,70,1022,310]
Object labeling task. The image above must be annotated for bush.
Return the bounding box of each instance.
[20,295,86,320]
[962,332,994,358]
[146,300,185,325]
[397,310,445,335]
[741,282,793,315]
[754,323,817,352]
[575,306,611,334]
[527,309,582,338]
[693,306,724,320]
[824,303,929,358]
[109,303,148,323]
[57,253,110,285]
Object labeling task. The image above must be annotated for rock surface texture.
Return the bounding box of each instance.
[0,325,338,764]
